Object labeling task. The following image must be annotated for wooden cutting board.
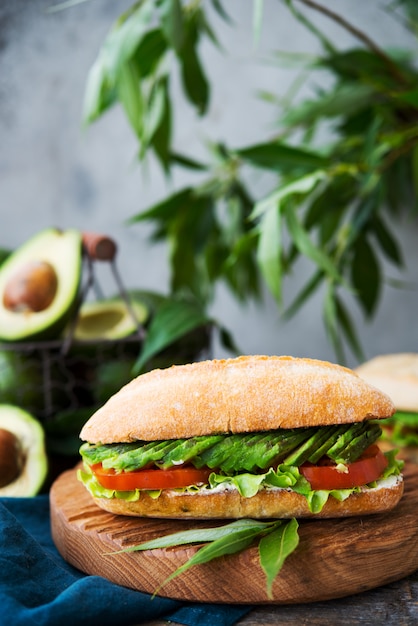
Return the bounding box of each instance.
[50,463,418,605]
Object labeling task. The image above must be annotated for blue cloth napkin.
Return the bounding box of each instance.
[0,495,251,626]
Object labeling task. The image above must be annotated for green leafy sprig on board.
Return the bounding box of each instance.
[77,0,418,363]
[113,518,299,600]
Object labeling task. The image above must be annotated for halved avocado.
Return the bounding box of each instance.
[0,404,48,496]
[0,228,82,341]
[72,297,148,341]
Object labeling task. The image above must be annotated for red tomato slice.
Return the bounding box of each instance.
[91,463,212,491]
[300,444,388,490]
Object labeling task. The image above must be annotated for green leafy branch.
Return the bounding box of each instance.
[81,0,418,363]
[113,517,299,600]
[82,0,219,169]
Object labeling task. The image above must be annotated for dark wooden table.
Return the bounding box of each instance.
[143,568,418,625]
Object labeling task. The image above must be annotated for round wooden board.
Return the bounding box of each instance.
[50,464,418,605]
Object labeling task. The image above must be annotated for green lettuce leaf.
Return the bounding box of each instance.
[380,411,418,448]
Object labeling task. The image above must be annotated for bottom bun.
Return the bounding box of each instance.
[92,476,404,520]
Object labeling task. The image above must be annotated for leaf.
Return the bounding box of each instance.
[133,298,211,373]
[143,80,167,146]
[116,61,143,139]
[170,152,208,171]
[322,284,365,363]
[151,523,280,596]
[168,194,216,298]
[110,517,300,599]
[218,324,241,354]
[178,21,210,114]
[281,83,375,127]
[334,295,364,362]
[256,201,282,303]
[131,28,168,78]
[251,170,326,220]
[319,48,402,89]
[343,192,381,252]
[117,519,277,553]
[395,88,418,108]
[304,175,355,246]
[158,0,185,52]
[283,270,323,319]
[210,0,233,24]
[259,519,299,600]
[284,205,344,284]
[82,55,117,124]
[224,230,261,301]
[252,0,264,46]
[152,81,172,170]
[127,187,194,228]
[83,2,154,124]
[236,142,329,172]
[101,3,154,82]
[371,214,404,267]
[323,282,345,364]
[350,236,381,318]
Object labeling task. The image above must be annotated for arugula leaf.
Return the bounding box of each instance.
[118,518,278,553]
[113,518,300,599]
[259,518,299,599]
[151,525,270,597]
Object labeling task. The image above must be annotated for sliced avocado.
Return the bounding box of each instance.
[0,404,48,496]
[0,228,82,341]
[72,297,148,341]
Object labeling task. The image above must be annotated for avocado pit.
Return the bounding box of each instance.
[3,260,58,313]
[0,427,24,487]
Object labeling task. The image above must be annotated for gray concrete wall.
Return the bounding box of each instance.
[1,0,417,367]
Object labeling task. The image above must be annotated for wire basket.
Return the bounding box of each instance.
[0,233,212,426]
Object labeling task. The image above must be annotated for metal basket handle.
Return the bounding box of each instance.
[81,232,117,262]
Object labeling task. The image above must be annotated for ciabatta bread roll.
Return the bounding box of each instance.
[78,355,404,519]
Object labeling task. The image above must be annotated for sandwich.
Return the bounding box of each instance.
[356,353,418,464]
[78,355,404,519]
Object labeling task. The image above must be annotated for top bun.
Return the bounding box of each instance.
[356,353,418,412]
[80,355,395,444]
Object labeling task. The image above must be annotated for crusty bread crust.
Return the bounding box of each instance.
[356,353,418,412]
[92,476,404,519]
[80,355,395,444]
[80,356,395,443]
